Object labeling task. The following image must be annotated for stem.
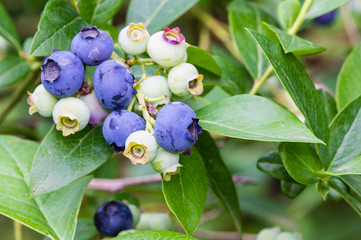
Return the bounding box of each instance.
[88,174,257,192]
[127,96,136,111]
[14,221,22,240]
[287,0,314,35]
[249,65,273,95]
[0,68,40,126]
[145,94,168,102]
[249,0,314,95]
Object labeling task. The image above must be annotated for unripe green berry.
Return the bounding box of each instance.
[118,23,150,55]
[150,148,181,181]
[52,97,90,136]
[140,76,171,107]
[168,63,203,97]
[257,227,280,240]
[27,84,58,117]
[124,130,158,165]
[276,232,301,240]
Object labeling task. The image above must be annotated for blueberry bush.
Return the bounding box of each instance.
[1,0,361,239]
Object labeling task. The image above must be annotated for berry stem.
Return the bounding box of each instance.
[14,220,22,240]
[145,94,168,102]
[127,95,137,111]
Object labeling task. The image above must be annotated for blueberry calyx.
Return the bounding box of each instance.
[41,59,61,82]
[187,118,203,141]
[162,27,185,45]
[81,26,99,38]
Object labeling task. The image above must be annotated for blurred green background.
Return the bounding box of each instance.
[1,0,361,239]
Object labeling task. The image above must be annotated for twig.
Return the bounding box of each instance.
[14,221,22,240]
[88,174,257,192]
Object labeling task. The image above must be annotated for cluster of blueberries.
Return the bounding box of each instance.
[28,23,205,236]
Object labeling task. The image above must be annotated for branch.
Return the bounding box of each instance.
[88,174,257,192]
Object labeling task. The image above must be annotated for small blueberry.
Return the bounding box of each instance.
[80,91,108,126]
[41,50,84,98]
[150,148,181,181]
[140,75,171,107]
[93,60,136,111]
[71,26,114,66]
[124,130,158,165]
[154,102,202,153]
[102,110,146,152]
[94,200,133,237]
[118,22,150,55]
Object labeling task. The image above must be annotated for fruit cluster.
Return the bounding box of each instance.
[27,23,203,180]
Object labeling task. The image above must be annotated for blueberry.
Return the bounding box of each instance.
[124,130,158,165]
[80,91,108,126]
[41,50,84,98]
[93,60,136,110]
[154,102,203,153]
[118,23,150,55]
[313,10,337,25]
[102,110,146,152]
[27,84,58,117]
[94,200,133,237]
[150,147,181,181]
[71,26,114,66]
[140,75,171,107]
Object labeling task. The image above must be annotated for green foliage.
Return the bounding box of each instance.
[0,2,21,51]
[186,46,221,76]
[281,181,306,199]
[195,131,242,234]
[74,219,98,240]
[112,231,196,240]
[162,148,207,236]
[196,94,323,143]
[262,22,326,56]
[306,0,348,19]
[336,44,361,110]
[30,0,87,56]
[0,56,30,86]
[126,0,199,34]
[30,125,113,196]
[0,135,91,240]
[78,0,123,26]
[257,151,294,182]
[228,0,276,80]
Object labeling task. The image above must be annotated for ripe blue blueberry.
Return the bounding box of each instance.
[41,50,84,98]
[154,102,203,153]
[102,110,146,152]
[313,10,337,25]
[94,200,133,237]
[94,60,136,110]
[71,26,114,66]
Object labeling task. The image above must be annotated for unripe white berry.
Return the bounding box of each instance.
[257,227,280,240]
[27,84,58,117]
[52,97,90,136]
[168,63,203,97]
[140,75,171,107]
[118,22,150,55]
[147,27,186,68]
[124,130,158,165]
[150,148,181,181]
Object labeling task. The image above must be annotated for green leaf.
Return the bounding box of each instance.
[196,95,324,143]
[336,44,361,110]
[257,151,295,182]
[0,135,91,240]
[279,143,322,185]
[262,22,326,56]
[79,0,123,26]
[182,96,211,112]
[195,131,242,234]
[316,179,330,199]
[162,148,207,236]
[281,181,306,199]
[329,177,361,217]
[74,219,98,240]
[277,0,300,30]
[30,0,88,56]
[306,0,348,19]
[247,29,329,163]
[327,96,361,171]
[30,125,113,197]
[319,90,337,125]
[0,56,30,87]
[186,46,221,76]
[0,3,21,51]
[321,156,361,176]
[213,56,245,94]
[342,175,361,197]
[228,0,276,80]
[126,0,198,34]
[112,231,196,240]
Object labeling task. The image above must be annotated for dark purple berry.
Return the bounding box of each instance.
[41,50,84,98]
[313,10,337,26]
[71,26,114,66]
[102,110,145,152]
[94,201,133,237]
[93,60,136,110]
[154,102,202,153]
